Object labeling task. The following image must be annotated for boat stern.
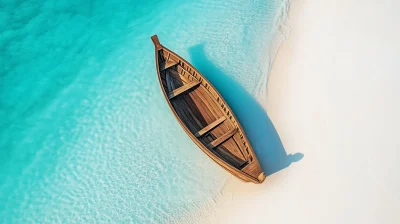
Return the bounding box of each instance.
[257,172,266,183]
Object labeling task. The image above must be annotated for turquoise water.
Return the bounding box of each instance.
[0,0,287,223]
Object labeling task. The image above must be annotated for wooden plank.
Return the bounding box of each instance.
[165,72,173,92]
[168,81,200,99]
[196,86,223,118]
[168,69,190,84]
[214,146,247,168]
[241,162,262,177]
[232,134,248,160]
[160,60,178,71]
[207,128,237,149]
[171,96,204,133]
[222,137,247,161]
[195,117,226,137]
[195,87,234,142]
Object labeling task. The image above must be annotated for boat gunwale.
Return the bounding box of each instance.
[152,39,264,184]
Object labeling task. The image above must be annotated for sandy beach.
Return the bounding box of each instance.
[204,0,400,223]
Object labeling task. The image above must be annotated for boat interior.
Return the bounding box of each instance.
[157,48,262,176]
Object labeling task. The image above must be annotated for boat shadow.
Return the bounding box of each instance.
[188,44,303,176]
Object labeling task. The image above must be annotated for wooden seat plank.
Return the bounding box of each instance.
[207,128,238,149]
[168,81,200,99]
[160,60,178,71]
[195,117,226,137]
[168,69,190,84]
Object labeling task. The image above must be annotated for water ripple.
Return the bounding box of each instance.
[0,0,286,223]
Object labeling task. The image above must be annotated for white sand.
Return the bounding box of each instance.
[204,0,400,223]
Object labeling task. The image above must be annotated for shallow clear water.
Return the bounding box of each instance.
[0,0,286,223]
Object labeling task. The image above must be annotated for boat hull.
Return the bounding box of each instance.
[151,35,265,184]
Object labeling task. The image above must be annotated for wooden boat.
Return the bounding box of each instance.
[151,35,266,184]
